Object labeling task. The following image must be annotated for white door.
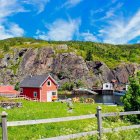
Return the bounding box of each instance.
[47,91,52,102]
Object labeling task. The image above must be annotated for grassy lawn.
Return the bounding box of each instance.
[0,100,122,121]
[0,100,139,140]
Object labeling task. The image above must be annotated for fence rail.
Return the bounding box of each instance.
[7,114,96,127]
[1,108,140,140]
[102,111,140,117]
[10,95,39,102]
[41,124,140,140]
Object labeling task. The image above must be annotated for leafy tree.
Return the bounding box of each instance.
[122,75,140,122]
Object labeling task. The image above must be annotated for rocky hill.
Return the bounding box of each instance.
[0,37,140,89]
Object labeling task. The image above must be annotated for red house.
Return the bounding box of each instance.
[0,86,19,97]
[20,74,58,102]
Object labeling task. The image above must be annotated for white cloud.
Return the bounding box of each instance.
[36,19,81,41]
[0,23,24,40]
[22,0,50,14]
[80,31,98,42]
[100,10,140,44]
[62,0,83,8]
[0,0,26,40]
[0,0,49,21]
[0,0,26,20]
[92,2,123,22]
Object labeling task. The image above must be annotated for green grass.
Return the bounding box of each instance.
[0,100,139,140]
[0,100,122,121]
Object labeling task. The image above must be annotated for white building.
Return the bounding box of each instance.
[125,84,129,91]
[103,83,113,90]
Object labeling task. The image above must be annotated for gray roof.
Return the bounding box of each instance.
[20,74,56,88]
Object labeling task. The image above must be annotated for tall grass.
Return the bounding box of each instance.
[0,100,138,140]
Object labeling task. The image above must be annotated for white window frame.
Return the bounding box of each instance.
[20,88,23,93]
[33,91,37,97]
[47,80,51,86]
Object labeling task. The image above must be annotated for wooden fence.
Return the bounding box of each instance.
[1,107,140,140]
[10,95,39,101]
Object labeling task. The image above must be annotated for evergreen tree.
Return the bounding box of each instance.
[85,49,93,61]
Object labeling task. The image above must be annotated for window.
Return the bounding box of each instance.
[106,85,108,88]
[20,88,23,93]
[52,92,56,96]
[47,80,51,86]
[33,92,37,97]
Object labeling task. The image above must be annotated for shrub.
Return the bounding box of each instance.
[3,44,9,52]
[80,97,85,103]
[61,82,75,91]
[75,80,84,88]
[122,75,140,122]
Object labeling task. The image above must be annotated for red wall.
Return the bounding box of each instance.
[40,77,57,102]
[21,87,40,100]
[21,77,57,102]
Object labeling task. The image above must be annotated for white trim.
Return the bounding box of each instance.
[40,88,42,102]
[20,88,23,93]
[40,75,58,87]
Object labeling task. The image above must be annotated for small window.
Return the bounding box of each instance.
[106,85,108,88]
[47,80,51,86]
[20,88,23,93]
[33,92,37,97]
[52,92,56,96]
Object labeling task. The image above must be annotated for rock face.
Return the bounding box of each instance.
[0,46,138,88]
[52,53,96,87]
[112,64,136,84]
[87,61,114,84]
[19,47,54,77]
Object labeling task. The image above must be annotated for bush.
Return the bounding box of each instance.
[3,44,9,52]
[75,80,84,88]
[61,82,75,91]
[122,75,140,122]
[80,97,85,103]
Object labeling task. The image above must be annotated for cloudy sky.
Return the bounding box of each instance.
[0,0,140,44]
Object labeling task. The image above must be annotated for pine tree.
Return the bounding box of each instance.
[85,49,93,61]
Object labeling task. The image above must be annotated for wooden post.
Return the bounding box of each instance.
[97,106,102,140]
[1,111,8,140]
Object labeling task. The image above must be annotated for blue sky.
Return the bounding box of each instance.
[0,0,140,44]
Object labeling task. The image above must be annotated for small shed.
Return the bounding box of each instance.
[103,83,113,90]
[20,74,58,102]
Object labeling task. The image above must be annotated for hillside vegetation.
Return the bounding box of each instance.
[0,37,140,68]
